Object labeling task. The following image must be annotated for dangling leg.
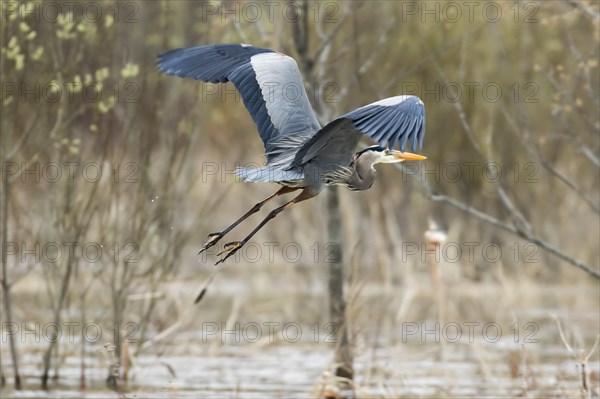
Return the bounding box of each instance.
[199,186,299,254]
[216,188,317,265]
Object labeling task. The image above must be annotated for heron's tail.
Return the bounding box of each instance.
[235,166,304,183]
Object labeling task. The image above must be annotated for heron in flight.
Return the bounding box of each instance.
[157,44,427,264]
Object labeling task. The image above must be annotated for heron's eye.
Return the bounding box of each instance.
[385,149,390,155]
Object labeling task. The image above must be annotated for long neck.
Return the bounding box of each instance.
[346,159,376,191]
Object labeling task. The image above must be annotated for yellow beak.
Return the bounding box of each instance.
[391,150,427,161]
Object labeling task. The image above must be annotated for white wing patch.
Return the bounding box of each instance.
[371,95,413,107]
[250,52,321,134]
[235,166,304,183]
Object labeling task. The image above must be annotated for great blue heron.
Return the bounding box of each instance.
[157,44,427,264]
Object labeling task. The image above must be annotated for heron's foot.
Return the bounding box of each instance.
[198,232,224,255]
[215,241,244,265]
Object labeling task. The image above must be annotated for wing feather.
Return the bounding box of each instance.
[291,95,425,168]
[156,44,321,156]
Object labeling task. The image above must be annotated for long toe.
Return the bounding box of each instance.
[215,241,245,264]
[198,232,224,254]
[216,241,243,256]
[223,241,243,250]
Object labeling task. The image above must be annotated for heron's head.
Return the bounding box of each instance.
[356,145,427,166]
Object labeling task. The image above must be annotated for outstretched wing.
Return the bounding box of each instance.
[292,95,425,167]
[156,44,321,154]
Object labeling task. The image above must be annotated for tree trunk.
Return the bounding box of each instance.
[327,187,353,387]
[1,132,22,390]
[289,0,354,392]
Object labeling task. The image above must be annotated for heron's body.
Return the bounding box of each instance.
[157,44,427,263]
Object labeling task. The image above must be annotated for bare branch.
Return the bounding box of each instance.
[431,58,483,155]
[428,193,599,279]
[563,0,600,20]
[502,107,600,215]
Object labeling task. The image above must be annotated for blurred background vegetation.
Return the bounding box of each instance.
[1,0,599,397]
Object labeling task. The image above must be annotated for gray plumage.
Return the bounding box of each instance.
[156,43,427,264]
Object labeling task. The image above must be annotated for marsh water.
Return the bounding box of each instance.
[2,286,599,399]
